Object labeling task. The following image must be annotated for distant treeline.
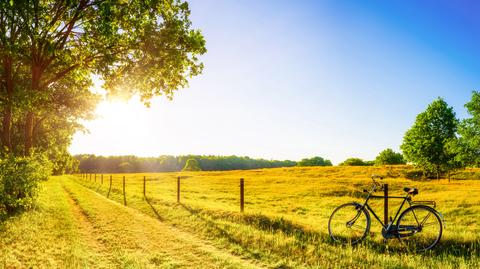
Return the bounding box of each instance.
[75,155,304,173]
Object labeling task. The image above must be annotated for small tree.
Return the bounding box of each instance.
[339,158,367,166]
[118,162,133,173]
[375,149,406,165]
[297,156,332,167]
[182,159,202,171]
[401,98,459,179]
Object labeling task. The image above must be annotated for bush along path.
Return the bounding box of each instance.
[0,176,263,268]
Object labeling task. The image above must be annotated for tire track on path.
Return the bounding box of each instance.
[62,177,265,268]
[63,186,118,268]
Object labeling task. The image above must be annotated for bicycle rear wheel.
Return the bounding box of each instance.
[396,205,442,252]
[328,202,370,245]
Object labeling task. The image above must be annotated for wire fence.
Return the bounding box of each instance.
[76,173,246,212]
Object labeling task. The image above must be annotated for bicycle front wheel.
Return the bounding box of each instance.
[396,205,442,252]
[328,202,370,245]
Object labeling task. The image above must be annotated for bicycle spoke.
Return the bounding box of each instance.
[420,212,432,226]
[411,208,421,226]
[397,206,442,252]
[329,203,370,245]
[422,222,438,227]
[351,224,367,230]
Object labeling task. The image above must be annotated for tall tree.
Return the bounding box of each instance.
[401,98,459,178]
[0,0,206,156]
[449,91,480,167]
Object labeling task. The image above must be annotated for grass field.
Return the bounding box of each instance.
[1,166,479,268]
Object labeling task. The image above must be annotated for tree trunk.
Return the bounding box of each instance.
[25,64,42,156]
[1,56,13,152]
[24,111,34,155]
[2,105,12,151]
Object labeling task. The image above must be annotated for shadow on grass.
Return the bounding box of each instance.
[0,208,24,227]
[427,238,480,258]
[175,202,291,266]
[145,197,165,222]
[181,207,330,245]
[73,178,480,261]
[172,203,480,259]
[355,234,480,258]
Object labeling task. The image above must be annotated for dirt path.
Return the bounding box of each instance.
[62,177,265,268]
[63,186,118,268]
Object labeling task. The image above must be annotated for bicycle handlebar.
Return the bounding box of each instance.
[369,174,384,193]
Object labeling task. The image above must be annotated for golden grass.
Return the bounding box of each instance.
[73,166,480,268]
[0,177,262,268]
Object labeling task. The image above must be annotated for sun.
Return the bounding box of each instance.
[69,97,159,156]
[96,100,132,122]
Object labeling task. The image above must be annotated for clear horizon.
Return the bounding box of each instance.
[69,0,480,164]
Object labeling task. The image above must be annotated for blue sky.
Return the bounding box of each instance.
[70,0,480,164]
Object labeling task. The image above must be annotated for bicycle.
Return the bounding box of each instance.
[328,175,445,252]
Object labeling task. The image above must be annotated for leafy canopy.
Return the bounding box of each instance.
[339,158,368,166]
[401,98,458,176]
[182,158,202,171]
[375,148,405,165]
[449,91,480,167]
[297,156,332,167]
[0,0,206,162]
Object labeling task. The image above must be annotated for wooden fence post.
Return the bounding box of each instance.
[240,178,244,213]
[107,175,112,198]
[123,176,127,206]
[89,174,91,181]
[101,174,103,185]
[384,184,389,225]
[177,176,180,203]
[143,176,146,197]
[94,173,97,183]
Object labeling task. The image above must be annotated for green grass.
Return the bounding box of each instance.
[0,176,261,268]
[2,166,480,268]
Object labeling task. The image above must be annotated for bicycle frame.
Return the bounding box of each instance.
[360,191,411,231]
[329,175,445,251]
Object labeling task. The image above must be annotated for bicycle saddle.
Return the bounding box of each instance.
[403,187,418,195]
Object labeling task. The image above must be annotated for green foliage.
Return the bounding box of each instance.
[402,169,427,180]
[182,159,202,171]
[401,98,459,178]
[118,162,134,173]
[297,156,332,167]
[449,91,480,167]
[76,154,297,173]
[339,158,369,166]
[0,155,51,214]
[375,148,406,165]
[0,0,206,165]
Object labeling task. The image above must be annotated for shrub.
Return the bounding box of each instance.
[0,155,52,214]
[375,149,406,165]
[182,159,202,171]
[402,169,427,180]
[340,158,368,166]
[297,156,332,167]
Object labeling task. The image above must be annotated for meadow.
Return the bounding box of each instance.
[1,166,479,268]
